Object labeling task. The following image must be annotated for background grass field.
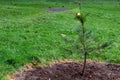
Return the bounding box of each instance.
[0,0,120,80]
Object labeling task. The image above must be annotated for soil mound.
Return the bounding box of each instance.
[14,62,120,80]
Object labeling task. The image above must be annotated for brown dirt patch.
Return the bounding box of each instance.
[13,61,120,80]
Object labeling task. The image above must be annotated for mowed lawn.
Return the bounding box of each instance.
[0,0,120,80]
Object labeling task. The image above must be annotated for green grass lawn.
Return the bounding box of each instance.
[0,0,120,80]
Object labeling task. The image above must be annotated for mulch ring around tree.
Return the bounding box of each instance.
[12,60,120,80]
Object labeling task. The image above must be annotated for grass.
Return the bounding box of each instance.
[0,0,120,80]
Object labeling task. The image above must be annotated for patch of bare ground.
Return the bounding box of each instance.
[12,60,120,80]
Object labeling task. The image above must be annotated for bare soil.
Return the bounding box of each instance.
[14,61,120,80]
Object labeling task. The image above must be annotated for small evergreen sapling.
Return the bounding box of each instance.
[61,12,112,76]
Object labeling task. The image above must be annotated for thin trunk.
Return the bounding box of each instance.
[81,52,87,76]
[81,23,87,76]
